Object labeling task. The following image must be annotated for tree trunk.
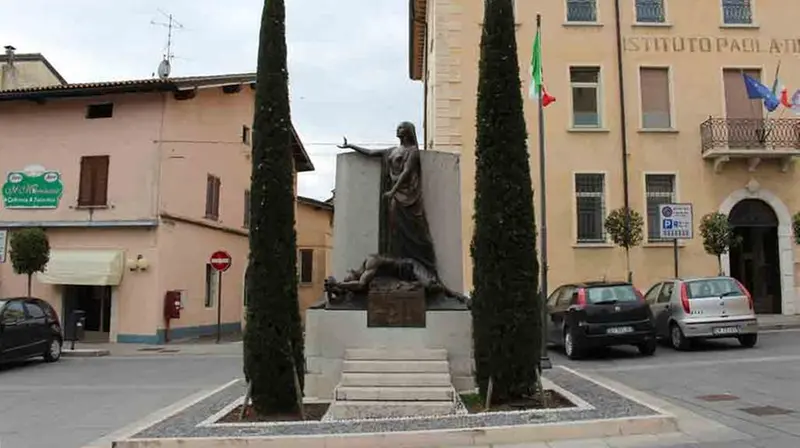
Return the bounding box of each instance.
[27,273,32,298]
[717,255,723,276]
[625,247,632,283]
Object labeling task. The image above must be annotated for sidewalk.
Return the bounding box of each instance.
[64,339,243,357]
[758,314,800,331]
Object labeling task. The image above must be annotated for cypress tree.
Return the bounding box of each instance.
[243,0,304,415]
[471,0,541,402]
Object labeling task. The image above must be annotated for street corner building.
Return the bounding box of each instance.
[0,49,317,344]
[410,0,800,315]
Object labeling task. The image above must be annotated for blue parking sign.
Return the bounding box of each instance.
[663,219,673,230]
[659,203,693,240]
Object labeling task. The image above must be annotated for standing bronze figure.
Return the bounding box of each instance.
[324,121,467,307]
[338,121,437,275]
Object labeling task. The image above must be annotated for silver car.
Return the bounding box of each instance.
[643,276,759,350]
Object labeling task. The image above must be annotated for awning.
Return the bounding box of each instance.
[37,249,125,286]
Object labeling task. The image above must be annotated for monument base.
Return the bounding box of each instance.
[303,308,475,401]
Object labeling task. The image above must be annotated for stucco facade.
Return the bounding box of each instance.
[0,72,315,343]
[296,196,334,319]
[411,0,800,315]
[1,47,66,90]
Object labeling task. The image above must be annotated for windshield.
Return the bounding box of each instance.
[585,285,639,304]
[0,300,6,309]
[686,278,745,299]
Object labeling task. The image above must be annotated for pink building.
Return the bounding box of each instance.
[0,71,314,344]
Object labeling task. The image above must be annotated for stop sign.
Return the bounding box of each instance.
[209,250,232,272]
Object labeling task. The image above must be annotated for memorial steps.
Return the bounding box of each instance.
[323,348,461,420]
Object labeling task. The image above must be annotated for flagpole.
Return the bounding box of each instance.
[536,13,552,370]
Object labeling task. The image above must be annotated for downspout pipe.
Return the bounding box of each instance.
[613,0,633,282]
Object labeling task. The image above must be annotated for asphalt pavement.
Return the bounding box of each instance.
[0,348,242,448]
[551,328,800,447]
[2,330,800,448]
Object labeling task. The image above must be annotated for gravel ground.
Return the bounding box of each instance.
[132,366,660,439]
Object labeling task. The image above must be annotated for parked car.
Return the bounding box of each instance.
[642,276,758,350]
[0,297,63,363]
[546,281,657,360]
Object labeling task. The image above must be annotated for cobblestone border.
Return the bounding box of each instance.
[130,366,663,439]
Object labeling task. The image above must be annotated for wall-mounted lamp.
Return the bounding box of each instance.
[126,254,149,272]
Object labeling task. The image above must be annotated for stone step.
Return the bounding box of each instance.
[342,360,449,373]
[324,401,457,420]
[335,386,455,402]
[339,372,452,387]
[344,348,448,361]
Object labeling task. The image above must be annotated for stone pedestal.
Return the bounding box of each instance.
[331,151,464,291]
[303,308,474,400]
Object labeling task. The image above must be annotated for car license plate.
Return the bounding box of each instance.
[712,326,739,335]
[607,326,634,335]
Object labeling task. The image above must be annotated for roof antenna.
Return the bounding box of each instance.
[150,9,184,79]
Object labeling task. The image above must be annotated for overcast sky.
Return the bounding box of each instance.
[1,0,423,200]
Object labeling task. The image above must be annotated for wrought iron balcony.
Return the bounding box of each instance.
[722,0,753,24]
[700,117,800,173]
[567,0,597,22]
[636,0,665,23]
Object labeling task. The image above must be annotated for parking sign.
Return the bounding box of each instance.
[659,204,693,239]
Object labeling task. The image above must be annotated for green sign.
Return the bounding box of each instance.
[2,166,64,209]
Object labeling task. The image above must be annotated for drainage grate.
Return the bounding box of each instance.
[137,347,165,352]
[740,406,794,416]
[697,394,740,402]
[160,349,180,353]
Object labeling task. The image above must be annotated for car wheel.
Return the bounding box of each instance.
[738,333,758,348]
[564,327,583,360]
[637,339,657,356]
[670,323,690,351]
[43,338,62,362]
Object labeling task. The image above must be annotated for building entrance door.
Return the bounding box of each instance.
[728,199,781,314]
[63,285,112,342]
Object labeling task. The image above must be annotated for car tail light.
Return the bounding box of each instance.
[576,288,587,306]
[680,283,691,314]
[634,287,645,302]
[734,279,754,310]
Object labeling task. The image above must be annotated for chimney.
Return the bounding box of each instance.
[1,45,17,90]
[4,45,15,66]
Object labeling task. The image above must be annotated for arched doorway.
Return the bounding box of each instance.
[728,199,782,314]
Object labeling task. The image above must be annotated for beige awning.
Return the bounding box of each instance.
[37,249,125,286]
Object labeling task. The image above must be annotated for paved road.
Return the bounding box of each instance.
[0,350,242,448]
[550,329,800,447]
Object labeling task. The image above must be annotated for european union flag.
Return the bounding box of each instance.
[743,73,780,112]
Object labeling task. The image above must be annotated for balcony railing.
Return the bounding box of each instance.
[700,118,800,153]
[567,0,597,22]
[722,0,753,24]
[636,0,665,23]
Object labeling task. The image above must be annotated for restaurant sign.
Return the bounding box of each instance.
[2,165,64,209]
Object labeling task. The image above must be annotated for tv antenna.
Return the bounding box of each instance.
[150,9,185,79]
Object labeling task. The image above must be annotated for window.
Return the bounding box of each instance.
[242,125,251,145]
[1,301,25,324]
[636,0,665,23]
[205,264,219,308]
[299,249,313,284]
[78,155,110,207]
[722,0,752,25]
[644,283,662,304]
[574,173,606,243]
[205,175,221,220]
[570,67,601,128]
[566,0,597,22]
[686,278,745,299]
[640,67,671,129]
[243,190,251,228]
[657,282,674,303]
[645,174,676,242]
[24,302,45,319]
[86,103,114,119]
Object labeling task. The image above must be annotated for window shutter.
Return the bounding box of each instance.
[205,175,215,218]
[93,155,110,206]
[78,157,94,206]
[214,177,221,218]
[640,68,671,129]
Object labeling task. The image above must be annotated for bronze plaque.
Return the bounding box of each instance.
[367,285,426,328]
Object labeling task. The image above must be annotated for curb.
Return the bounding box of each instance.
[63,349,111,358]
[760,323,800,331]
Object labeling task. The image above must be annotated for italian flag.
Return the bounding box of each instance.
[529,27,556,107]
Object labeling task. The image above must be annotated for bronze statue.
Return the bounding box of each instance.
[324,122,466,308]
